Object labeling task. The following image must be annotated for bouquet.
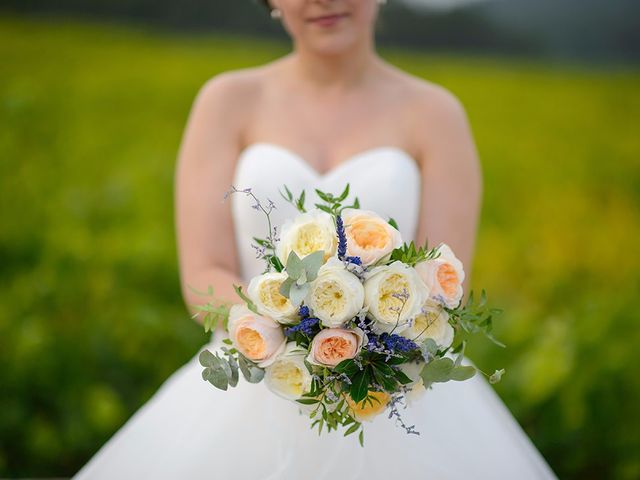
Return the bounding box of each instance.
[193,183,504,445]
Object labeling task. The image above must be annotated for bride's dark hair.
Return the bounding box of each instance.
[259,0,273,12]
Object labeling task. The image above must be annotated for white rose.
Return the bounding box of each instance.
[264,342,312,400]
[248,271,298,323]
[305,257,365,328]
[415,243,465,309]
[401,300,454,349]
[363,261,429,334]
[227,304,287,368]
[341,208,403,267]
[276,209,337,264]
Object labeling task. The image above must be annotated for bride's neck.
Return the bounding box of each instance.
[288,38,382,91]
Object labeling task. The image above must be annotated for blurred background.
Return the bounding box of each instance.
[0,0,638,478]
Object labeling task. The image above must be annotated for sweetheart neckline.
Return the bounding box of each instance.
[237,141,420,178]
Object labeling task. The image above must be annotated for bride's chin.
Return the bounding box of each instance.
[303,36,360,56]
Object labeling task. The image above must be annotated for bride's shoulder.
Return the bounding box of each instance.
[388,67,469,123]
[189,65,270,117]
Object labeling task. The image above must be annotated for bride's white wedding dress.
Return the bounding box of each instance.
[74,143,557,479]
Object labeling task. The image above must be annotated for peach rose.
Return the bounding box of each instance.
[341,208,403,267]
[345,390,391,422]
[307,327,365,367]
[414,243,465,308]
[227,304,286,368]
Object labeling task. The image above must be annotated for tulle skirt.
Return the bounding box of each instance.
[74,333,557,479]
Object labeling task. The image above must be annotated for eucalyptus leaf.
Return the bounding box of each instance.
[279,276,294,298]
[295,270,308,286]
[238,354,265,383]
[198,349,216,368]
[201,365,229,391]
[227,355,240,387]
[286,250,304,280]
[302,250,324,282]
[450,365,476,381]
[420,357,455,383]
[420,338,439,358]
[289,283,310,307]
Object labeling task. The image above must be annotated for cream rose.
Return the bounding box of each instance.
[307,327,365,367]
[248,271,298,323]
[305,257,365,328]
[363,261,429,334]
[276,209,337,264]
[401,300,454,349]
[264,342,312,400]
[341,208,403,267]
[345,390,391,422]
[415,243,465,308]
[227,304,286,368]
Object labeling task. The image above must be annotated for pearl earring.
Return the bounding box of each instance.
[270,8,282,19]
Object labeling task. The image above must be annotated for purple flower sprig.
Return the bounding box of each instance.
[336,215,362,266]
[224,185,281,273]
[285,317,319,337]
[379,333,419,353]
[285,304,320,337]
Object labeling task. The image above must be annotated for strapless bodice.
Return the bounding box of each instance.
[230,142,422,282]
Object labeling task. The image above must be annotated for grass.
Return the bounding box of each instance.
[1,14,639,479]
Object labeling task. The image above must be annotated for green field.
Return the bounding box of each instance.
[1,15,639,479]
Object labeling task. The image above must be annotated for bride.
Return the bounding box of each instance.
[75,0,557,478]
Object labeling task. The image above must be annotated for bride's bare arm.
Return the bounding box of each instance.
[174,73,252,322]
[413,87,483,300]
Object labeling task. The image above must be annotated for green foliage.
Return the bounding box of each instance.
[279,250,324,306]
[279,184,307,213]
[297,364,364,442]
[448,289,506,348]
[199,347,262,389]
[1,15,639,479]
[232,284,259,315]
[187,285,230,333]
[313,184,360,216]
[388,240,441,267]
[420,357,476,384]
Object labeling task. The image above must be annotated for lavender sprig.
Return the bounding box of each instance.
[387,394,420,435]
[336,214,363,270]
